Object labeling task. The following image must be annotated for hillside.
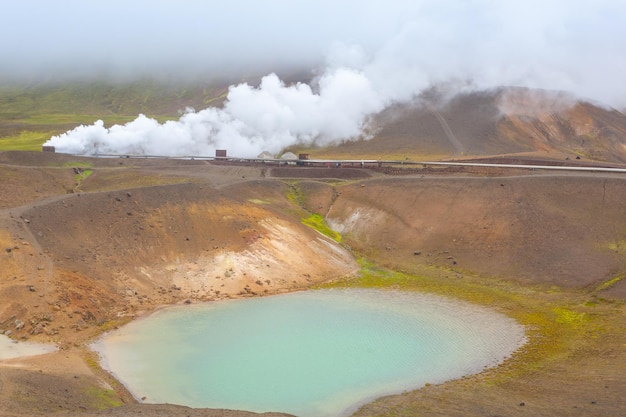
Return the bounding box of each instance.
[0,150,625,417]
[0,79,233,151]
[319,87,626,162]
[0,72,314,152]
[2,80,626,163]
[1,81,626,417]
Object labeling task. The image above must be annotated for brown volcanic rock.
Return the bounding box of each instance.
[497,88,626,162]
[323,87,626,162]
[5,180,357,343]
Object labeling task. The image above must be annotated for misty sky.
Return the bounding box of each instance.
[2,0,626,106]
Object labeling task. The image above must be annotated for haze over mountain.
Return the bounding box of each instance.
[39,83,626,163]
[4,0,626,109]
[2,1,625,158]
[357,87,626,163]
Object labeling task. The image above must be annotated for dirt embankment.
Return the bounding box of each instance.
[324,175,626,296]
[1,182,358,345]
[0,152,358,416]
[1,151,625,417]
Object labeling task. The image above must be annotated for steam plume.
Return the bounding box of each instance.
[38,0,626,156]
[45,67,385,157]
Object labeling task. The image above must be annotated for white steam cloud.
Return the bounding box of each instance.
[45,66,386,157]
[28,0,626,156]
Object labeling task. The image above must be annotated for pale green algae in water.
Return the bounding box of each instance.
[93,289,526,417]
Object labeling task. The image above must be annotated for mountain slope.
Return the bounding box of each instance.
[323,87,626,162]
[2,80,626,162]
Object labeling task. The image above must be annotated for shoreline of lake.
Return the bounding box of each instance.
[92,288,526,417]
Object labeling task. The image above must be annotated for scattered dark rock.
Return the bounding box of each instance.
[519,402,525,406]
[72,319,87,331]
[413,250,421,255]
[81,310,95,322]
[28,285,35,292]
[5,247,11,253]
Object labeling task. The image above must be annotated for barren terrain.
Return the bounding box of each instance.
[319,87,626,163]
[0,149,625,416]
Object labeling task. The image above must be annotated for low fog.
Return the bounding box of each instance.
[4,0,625,156]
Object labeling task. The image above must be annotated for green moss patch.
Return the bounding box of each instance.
[248,198,270,205]
[317,258,622,385]
[75,168,93,181]
[0,131,55,151]
[63,161,94,168]
[286,181,343,242]
[85,386,124,410]
[302,213,342,242]
[607,240,626,255]
[286,182,304,207]
[596,272,626,291]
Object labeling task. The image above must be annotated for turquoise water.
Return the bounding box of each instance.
[94,289,525,417]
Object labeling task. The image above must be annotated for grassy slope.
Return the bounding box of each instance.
[0,79,230,151]
[4,79,626,164]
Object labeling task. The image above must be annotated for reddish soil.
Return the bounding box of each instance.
[1,150,625,417]
[323,88,626,163]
